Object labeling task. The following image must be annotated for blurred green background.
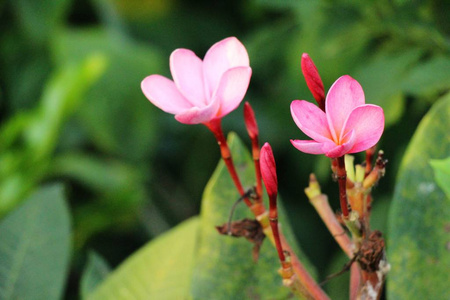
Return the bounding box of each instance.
[0,0,448,298]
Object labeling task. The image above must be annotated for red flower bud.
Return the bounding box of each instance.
[260,143,278,200]
[301,53,325,111]
[244,102,259,139]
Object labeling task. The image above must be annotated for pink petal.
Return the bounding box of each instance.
[322,130,356,158]
[203,37,250,99]
[341,104,385,153]
[174,97,220,124]
[326,75,365,142]
[141,75,192,114]
[290,100,333,143]
[213,66,252,118]
[290,140,326,155]
[170,49,206,107]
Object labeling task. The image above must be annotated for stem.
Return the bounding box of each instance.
[205,119,252,207]
[268,194,285,263]
[251,137,263,203]
[305,174,354,258]
[349,263,361,300]
[243,102,263,202]
[336,156,349,217]
[279,233,330,300]
[365,146,376,176]
[261,173,328,297]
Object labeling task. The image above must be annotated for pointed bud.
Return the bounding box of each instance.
[244,102,259,139]
[301,53,325,111]
[260,143,278,200]
[260,143,286,264]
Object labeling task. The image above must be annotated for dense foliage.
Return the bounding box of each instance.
[0,0,448,299]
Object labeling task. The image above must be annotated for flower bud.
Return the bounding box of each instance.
[301,53,325,111]
[260,143,278,200]
[244,102,259,139]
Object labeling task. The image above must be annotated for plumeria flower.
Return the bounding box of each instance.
[290,75,384,158]
[141,37,252,125]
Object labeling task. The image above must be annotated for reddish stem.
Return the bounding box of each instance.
[365,146,376,176]
[251,137,263,202]
[205,119,252,207]
[336,156,349,217]
[268,194,285,263]
[244,102,263,202]
[279,234,330,300]
[349,263,361,300]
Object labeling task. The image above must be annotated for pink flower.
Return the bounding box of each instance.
[290,75,384,158]
[141,37,252,124]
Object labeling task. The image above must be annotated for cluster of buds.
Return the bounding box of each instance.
[141,37,389,299]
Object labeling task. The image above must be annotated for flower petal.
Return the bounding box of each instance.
[326,75,365,141]
[213,66,252,118]
[141,75,192,114]
[290,140,326,155]
[290,100,333,143]
[322,130,356,158]
[203,37,250,99]
[174,97,220,124]
[170,49,206,107]
[341,104,385,153]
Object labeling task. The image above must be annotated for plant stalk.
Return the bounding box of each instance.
[205,119,252,207]
[336,156,349,217]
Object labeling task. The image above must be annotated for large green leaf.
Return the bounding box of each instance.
[0,184,71,300]
[191,132,316,299]
[88,217,199,300]
[387,93,450,299]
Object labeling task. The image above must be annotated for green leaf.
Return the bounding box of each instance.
[50,152,145,194]
[430,157,450,199]
[0,184,71,300]
[88,217,199,300]
[191,133,316,299]
[0,55,107,217]
[353,48,423,127]
[402,56,450,97]
[81,251,111,299]
[387,93,450,299]
[51,28,164,161]
[50,152,147,249]
[24,54,108,160]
